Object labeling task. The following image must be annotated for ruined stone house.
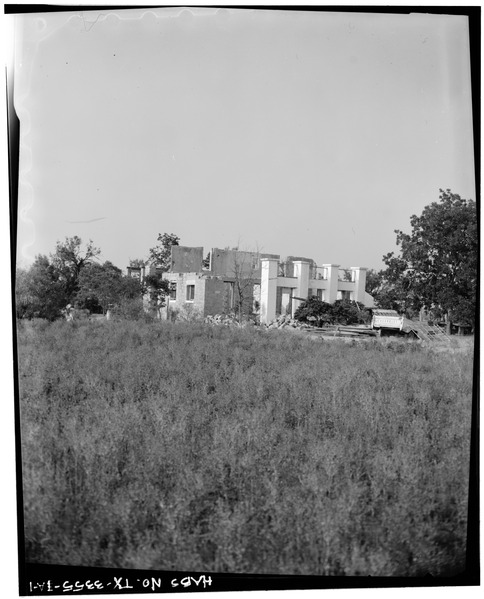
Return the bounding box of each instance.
[127,246,374,324]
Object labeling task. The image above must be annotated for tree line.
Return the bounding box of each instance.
[15,189,477,329]
[15,233,180,321]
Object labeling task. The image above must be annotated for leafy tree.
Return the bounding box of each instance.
[330,300,371,325]
[143,272,170,308]
[148,233,180,272]
[15,255,67,320]
[294,297,334,327]
[295,297,371,327]
[380,189,477,328]
[15,267,30,318]
[202,252,211,269]
[76,261,141,314]
[145,233,180,312]
[51,236,101,301]
[365,269,383,297]
[129,258,146,268]
[367,262,416,314]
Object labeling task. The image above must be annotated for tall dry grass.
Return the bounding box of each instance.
[17,318,473,575]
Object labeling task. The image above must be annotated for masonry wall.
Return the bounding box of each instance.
[164,271,262,317]
[171,246,204,273]
[210,248,261,277]
[163,272,206,316]
[203,278,226,316]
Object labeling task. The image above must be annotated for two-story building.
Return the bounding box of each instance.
[127,246,374,323]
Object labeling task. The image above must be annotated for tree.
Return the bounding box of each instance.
[202,252,211,269]
[15,255,67,320]
[367,263,417,313]
[365,269,383,298]
[148,233,180,272]
[380,189,477,328]
[15,267,31,319]
[330,300,371,325]
[294,297,334,327]
[143,272,170,308]
[227,248,261,322]
[144,233,180,313]
[15,238,106,320]
[51,236,101,301]
[129,258,146,268]
[76,261,141,314]
[294,297,370,327]
[341,268,353,282]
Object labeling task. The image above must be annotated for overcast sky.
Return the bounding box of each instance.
[14,6,475,271]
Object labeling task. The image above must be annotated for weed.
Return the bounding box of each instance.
[18,319,473,575]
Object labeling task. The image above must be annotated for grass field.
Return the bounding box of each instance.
[17,318,473,576]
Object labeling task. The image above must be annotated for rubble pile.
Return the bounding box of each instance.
[205,313,321,332]
[264,314,310,330]
[204,314,256,328]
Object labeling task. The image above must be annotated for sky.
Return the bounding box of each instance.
[13,6,476,271]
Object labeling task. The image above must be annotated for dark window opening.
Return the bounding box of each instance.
[186,285,195,301]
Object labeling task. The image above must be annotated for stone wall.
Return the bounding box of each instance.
[164,272,206,316]
[210,248,261,277]
[171,246,204,273]
[203,278,226,316]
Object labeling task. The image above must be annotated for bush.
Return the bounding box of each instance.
[170,303,204,323]
[330,300,371,325]
[295,298,371,326]
[294,297,333,326]
[112,297,145,320]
